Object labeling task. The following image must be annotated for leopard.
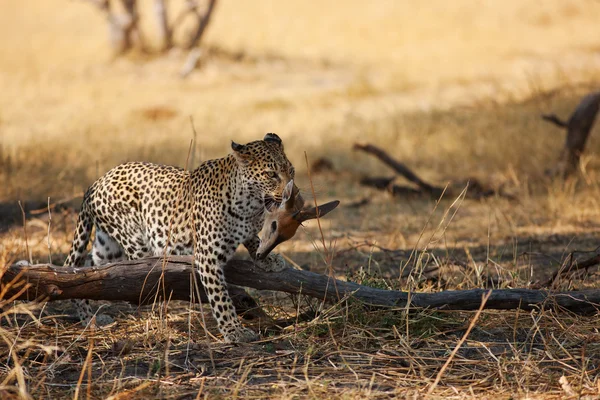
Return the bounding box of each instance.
[63,133,299,343]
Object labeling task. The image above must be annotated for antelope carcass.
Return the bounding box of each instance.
[257,180,340,259]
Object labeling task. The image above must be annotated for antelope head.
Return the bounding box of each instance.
[256,180,340,260]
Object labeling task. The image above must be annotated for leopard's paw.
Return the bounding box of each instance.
[223,325,260,343]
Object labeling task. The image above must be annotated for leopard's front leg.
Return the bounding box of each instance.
[195,241,258,343]
[243,235,287,272]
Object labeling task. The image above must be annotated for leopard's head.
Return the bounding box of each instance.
[231,133,300,209]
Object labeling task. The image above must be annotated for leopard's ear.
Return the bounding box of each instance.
[264,133,283,148]
[231,141,244,152]
[231,141,250,165]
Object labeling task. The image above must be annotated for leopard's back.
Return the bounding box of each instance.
[87,161,194,257]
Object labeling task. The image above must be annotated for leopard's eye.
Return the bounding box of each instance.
[264,170,279,180]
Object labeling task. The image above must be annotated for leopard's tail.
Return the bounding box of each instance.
[64,190,94,267]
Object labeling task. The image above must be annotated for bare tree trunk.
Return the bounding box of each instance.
[542,91,600,178]
[121,0,143,52]
[176,0,218,77]
[154,0,172,51]
[180,48,203,78]
[85,0,143,54]
[108,14,134,54]
[186,0,218,49]
[4,257,600,314]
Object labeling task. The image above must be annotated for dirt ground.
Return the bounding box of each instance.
[2,1,600,398]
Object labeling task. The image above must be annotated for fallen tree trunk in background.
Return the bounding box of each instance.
[3,257,600,314]
[353,142,445,197]
[353,142,500,199]
[542,91,600,178]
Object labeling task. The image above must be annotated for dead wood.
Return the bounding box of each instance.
[353,143,445,197]
[547,251,600,287]
[84,0,217,75]
[359,176,425,197]
[185,0,218,50]
[180,48,203,78]
[344,197,371,209]
[542,114,568,128]
[542,91,600,178]
[358,176,395,190]
[353,142,503,199]
[154,0,171,50]
[84,0,143,54]
[2,259,263,318]
[310,157,335,174]
[3,257,600,315]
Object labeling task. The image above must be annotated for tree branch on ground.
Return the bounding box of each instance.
[3,257,600,315]
[353,143,445,196]
[353,142,503,199]
[547,250,600,287]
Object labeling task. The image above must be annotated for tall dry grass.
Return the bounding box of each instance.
[1,1,600,398]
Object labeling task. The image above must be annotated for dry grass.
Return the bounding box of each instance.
[2,0,600,398]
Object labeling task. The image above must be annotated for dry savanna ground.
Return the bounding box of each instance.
[2,0,600,398]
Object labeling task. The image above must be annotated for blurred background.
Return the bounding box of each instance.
[1,0,600,203]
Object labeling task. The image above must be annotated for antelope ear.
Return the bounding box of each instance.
[231,141,250,165]
[281,180,295,209]
[296,200,340,223]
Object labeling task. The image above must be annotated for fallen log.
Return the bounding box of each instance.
[3,257,600,314]
[353,142,502,199]
[353,142,445,197]
[1,258,263,317]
